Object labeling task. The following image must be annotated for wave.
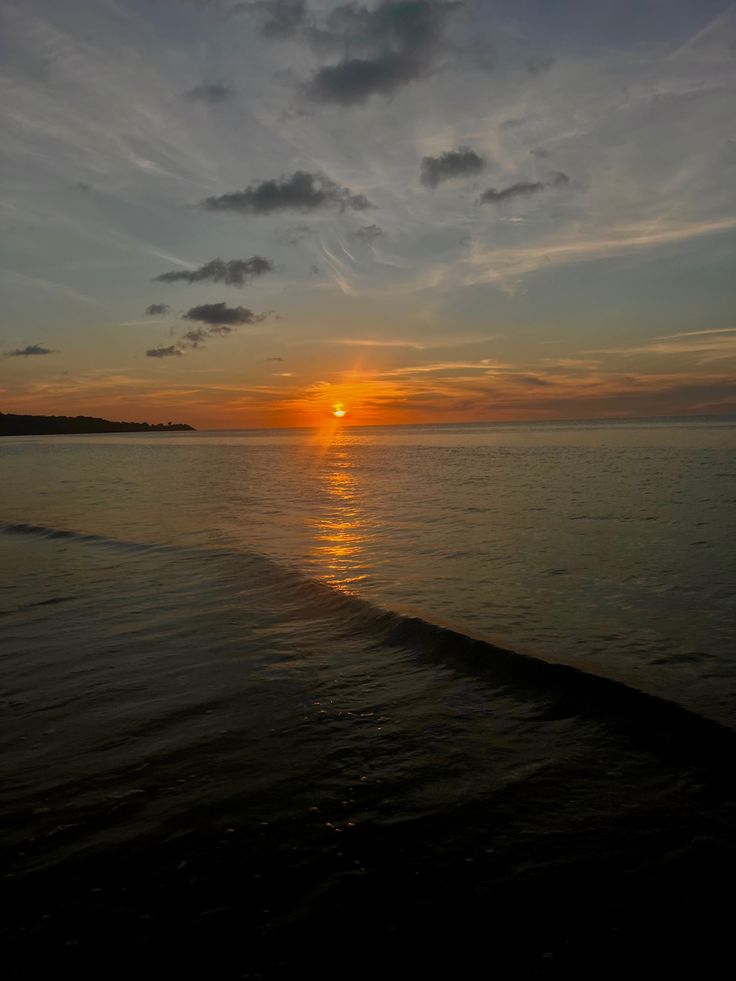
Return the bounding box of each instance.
[3,519,735,768]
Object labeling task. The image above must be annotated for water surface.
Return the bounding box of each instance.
[2,418,735,978]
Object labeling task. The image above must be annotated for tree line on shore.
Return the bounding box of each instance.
[0,412,195,435]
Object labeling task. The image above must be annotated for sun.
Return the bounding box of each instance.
[332,402,347,419]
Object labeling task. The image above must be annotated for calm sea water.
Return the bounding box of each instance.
[2,418,736,977]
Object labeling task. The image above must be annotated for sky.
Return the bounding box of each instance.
[1,0,735,428]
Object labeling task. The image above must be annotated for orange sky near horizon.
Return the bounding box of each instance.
[5,355,736,430]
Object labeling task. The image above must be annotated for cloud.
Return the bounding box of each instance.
[180,328,209,348]
[479,180,545,205]
[420,146,486,188]
[275,224,312,246]
[186,82,234,104]
[183,302,268,326]
[146,303,170,315]
[202,171,373,214]
[328,337,425,349]
[4,344,55,357]
[589,329,736,360]
[352,224,383,244]
[307,51,424,106]
[240,0,308,38]
[146,345,183,358]
[657,328,736,340]
[303,1,462,106]
[266,356,284,361]
[145,305,268,358]
[479,172,569,205]
[154,257,275,287]
[462,216,736,288]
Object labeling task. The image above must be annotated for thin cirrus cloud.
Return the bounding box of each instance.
[4,344,55,357]
[202,171,374,215]
[589,329,736,359]
[420,146,487,188]
[154,257,275,287]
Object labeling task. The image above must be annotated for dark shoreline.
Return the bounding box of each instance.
[0,412,194,436]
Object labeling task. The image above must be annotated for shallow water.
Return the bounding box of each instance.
[2,419,736,977]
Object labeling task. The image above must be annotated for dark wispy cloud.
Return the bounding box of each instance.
[181,328,209,348]
[547,170,570,188]
[183,302,268,326]
[154,257,275,287]
[420,146,486,188]
[146,345,182,358]
[527,56,554,75]
[305,2,462,106]
[3,343,55,357]
[71,181,92,192]
[236,0,308,37]
[275,224,312,246]
[479,171,569,205]
[146,303,170,315]
[266,356,283,361]
[352,223,383,244]
[203,171,373,214]
[186,82,234,104]
[479,180,544,204]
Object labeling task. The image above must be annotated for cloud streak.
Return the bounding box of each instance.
[463,216,736,286]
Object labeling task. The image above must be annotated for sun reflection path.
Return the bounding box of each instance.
[310,428,371,591]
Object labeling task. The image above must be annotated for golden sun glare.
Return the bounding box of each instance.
[332,402,347,419]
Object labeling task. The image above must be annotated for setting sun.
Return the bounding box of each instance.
[332,403,347,418]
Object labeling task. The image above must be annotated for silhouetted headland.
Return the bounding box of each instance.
[0,412,195,436]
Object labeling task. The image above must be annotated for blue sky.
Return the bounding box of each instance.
[1,0,735,426]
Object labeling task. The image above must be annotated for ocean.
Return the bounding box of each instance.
[2,418,735,977]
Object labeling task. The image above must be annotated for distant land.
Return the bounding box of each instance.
[0,412,195,436]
